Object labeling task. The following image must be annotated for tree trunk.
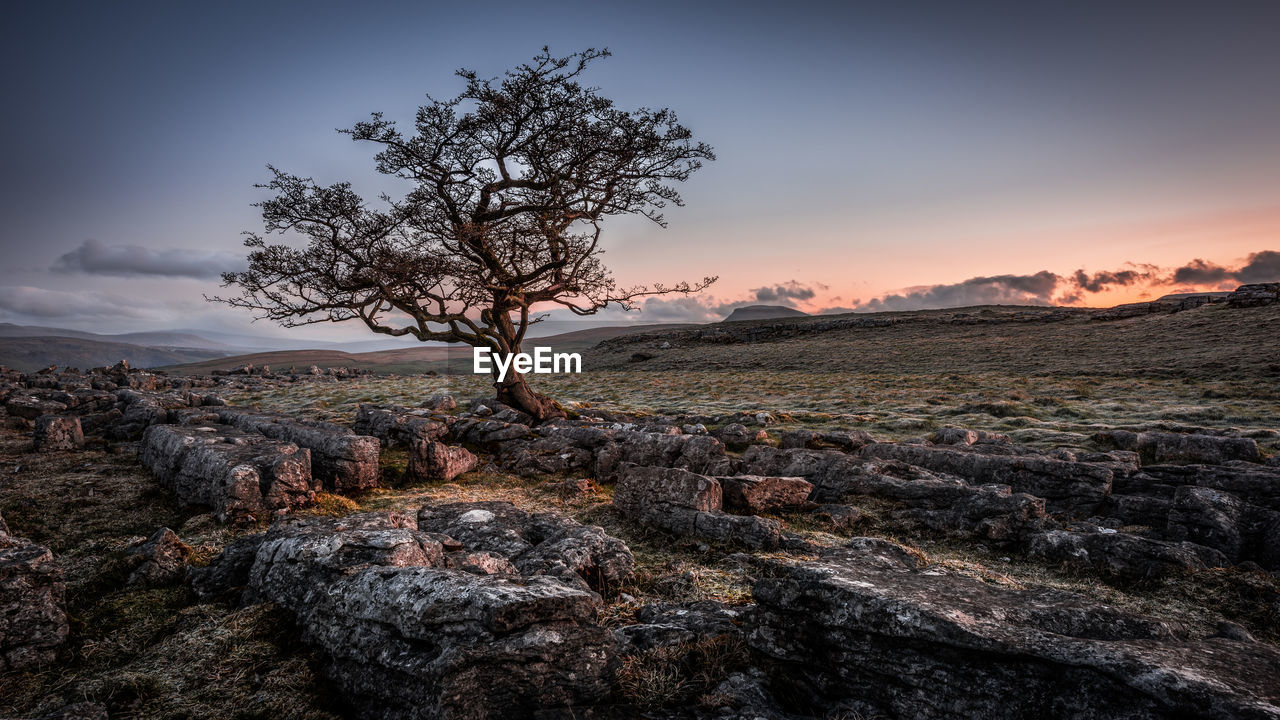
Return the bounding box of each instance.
[494,372,566,422]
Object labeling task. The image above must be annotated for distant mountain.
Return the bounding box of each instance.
[722,305,809,322]
[0,323,235,351]
[0,336,233,372]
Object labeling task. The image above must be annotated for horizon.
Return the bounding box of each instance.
[3,0,1279,342]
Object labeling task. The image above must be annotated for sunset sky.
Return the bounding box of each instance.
[2,0,1279,342]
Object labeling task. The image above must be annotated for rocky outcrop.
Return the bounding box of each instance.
[123,527,190,586]
[200,510,621,720]
[613,464,783,549]
[216,409,380,493]
[139,424,318,523]
[860,441,1114,514]
[407,439,477,482]
[719,475,813,512]
[1096,429,1261,465]
[0,519,68,671]
[1228,282,1280,308]
[354,403,452,448]
[33,415,84,451]
[750,539,1280,719]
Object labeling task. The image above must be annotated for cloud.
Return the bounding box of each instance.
[857,271,1062,312]
[1068,264,1160,293]
[0,285,166,320]
[751,280,821,304]
[51,239,246,279]
[1171,250,1280,287]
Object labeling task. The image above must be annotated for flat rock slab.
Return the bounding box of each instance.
[0,532,68,671]
[750,538,1280,719]
[720,474,814,512]
[204,511,616,720]
[139,424,318,524]
[613,464,782,549]
[217,409,380,493]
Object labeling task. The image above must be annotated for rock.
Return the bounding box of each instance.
[217,511,616,720]
[716,422,755,450]
[407,439,477,482]
[931,426,1010,446]
[1227,282,1280,308]
[613,464,782,549]
[354,404,451,447]
[0,532,68,671]
[749,540,1280,719]
[124,527,190,586]
[1096,430,1261,465]
[615,600,747,654]
[217,409,381,493]
[812,504,862,530]
[5,395,67,421]
[1165,486,1245,560]
[139,424,319,524]
[594,430,732,481]
[720,475,814,512]
[32,415,84,452]
[188,532,266,601]
[444,550,518,575]
[422,393,457,411]
[1026,528,1230,578]
[417,501,634,593]
[860,442,1113,514]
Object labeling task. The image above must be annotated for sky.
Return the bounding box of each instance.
[2,0,1279,341]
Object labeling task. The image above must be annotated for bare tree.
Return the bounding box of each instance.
[213,48,715,420]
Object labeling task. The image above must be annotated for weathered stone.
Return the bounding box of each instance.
[931,426,1010,446]
[124,527,190,586]
[615,600,747,654]
[750,540,1280,719]
[218,511,616,720]
[444,550,518,575]
[354,404,451,447]
[218,409,381,492]
[1227,282,1280,308]
[407,439,477,482]
[5,395,67,420]
[139,424,318,524]
[860,442,1113,514]
[417,501,634,593]
[719,475,814,512]
[33,415,84,452]
[613,464,782,549]
[1026,528,1230,578]
[1097,430,1261,465]
[0,532,68,671]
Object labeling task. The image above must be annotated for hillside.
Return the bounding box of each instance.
[0,337,233,372]
[160,322,694,375]
[595,302,1280,381]
[722,304,808,322]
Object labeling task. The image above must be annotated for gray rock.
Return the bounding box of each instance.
[749,540,1280,719]
[354,404,451,447]
[1026,528,1230,578]
[613,464,783,549]
[1097,430,1262,465]
[124,527,190,586]
[1227,282,1280,308]
[407,439,477,483]
[33,415,83,452]
[139,424,318,524]
[0,533,68,671]
[719,475,814,512]
[217,408,381,493]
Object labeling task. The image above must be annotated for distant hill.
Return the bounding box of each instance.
[0,337,234,372]
[160,323,695,375]
[722,305,809,322]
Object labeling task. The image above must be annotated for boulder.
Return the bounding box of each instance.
[613,465,782,549]
[139,424,318,524]
[1025,528,1230,578]
[1227,282,1280,308]
[33,415,84,452]
[719,475,814,512]
[354,404,451,448]
[217,409,381,493]
[0,531,68,671]
[1097,430,1261,465]
[416,501,634,593]
[407,439,477,483]
[5,395,67,421]
[749,539,1280,719]
[124,527,190,586]
[210,511,616,720]
[860,442,1114,514]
